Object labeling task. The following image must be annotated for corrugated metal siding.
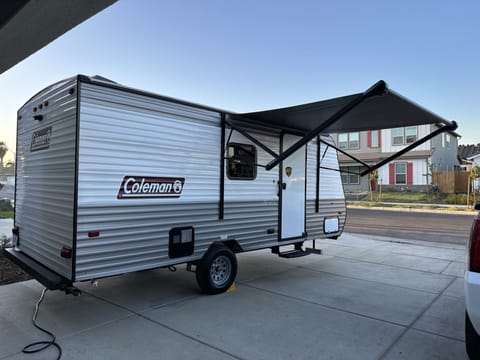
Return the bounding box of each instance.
[224,130,279,201]
[222,130,279,251]
[77,83,221,204]
[75,89,283,280]
[75,200,278,280]
[15,77,78,279]
[306,199,346,239]
[222,201,278,251]
[75,82,222,280]
[305,136,346,239]
[307,136,345,201]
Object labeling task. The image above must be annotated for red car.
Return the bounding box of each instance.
[466,202,480,359]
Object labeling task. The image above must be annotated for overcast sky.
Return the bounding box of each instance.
[1,0,479,161]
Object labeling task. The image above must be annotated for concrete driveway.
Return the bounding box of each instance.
[0,232,468,359]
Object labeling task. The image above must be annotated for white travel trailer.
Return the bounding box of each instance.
[5,75,456,294]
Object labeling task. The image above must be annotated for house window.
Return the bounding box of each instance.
[340,166,360,185]
[445,134,451,147]
[405,126,417,143]
[395,163,406,184]
[392,126,417,145]
[338,132,360,149]
[227,143,256,180]
[389,162,413,185]
[368,130,380,148]
[392,128,404,145]
[338,133,348,149]
[371,131,379,148]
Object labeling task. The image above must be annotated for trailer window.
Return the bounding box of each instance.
[227,143,257,180]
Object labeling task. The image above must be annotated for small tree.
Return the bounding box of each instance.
[470,165,480,207]
[368,168,378,202]
[0,141,7,168]
[423,162,438,201]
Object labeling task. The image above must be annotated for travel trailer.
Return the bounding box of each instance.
[4,75,457,294]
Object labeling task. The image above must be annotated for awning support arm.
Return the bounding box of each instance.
[320,166,362,176]
[319,139,372,168]
[265,80,388,170]
[359,121,458,177]
[224,120,279,158]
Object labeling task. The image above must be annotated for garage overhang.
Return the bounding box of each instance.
[0,0,117,75]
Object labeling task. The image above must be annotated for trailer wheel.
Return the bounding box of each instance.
[196,244,237,295]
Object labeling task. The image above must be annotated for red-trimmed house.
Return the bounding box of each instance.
[332,125,460,192]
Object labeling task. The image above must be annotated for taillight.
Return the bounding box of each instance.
[469,213,480,272]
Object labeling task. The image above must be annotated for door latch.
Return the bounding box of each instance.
[277,181,287,196]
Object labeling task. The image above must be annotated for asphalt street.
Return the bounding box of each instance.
[345,207,474,245]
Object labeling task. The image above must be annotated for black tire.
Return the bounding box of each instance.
[196,244,237,295]
[466,310,480,359]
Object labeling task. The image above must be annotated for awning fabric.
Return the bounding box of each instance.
[226,80,457,173]
[231,82,454,133]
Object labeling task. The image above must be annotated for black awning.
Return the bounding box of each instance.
[232,80,454,133]
[226,80,457,172]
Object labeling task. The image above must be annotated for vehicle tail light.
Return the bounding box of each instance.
[469,211,480,272]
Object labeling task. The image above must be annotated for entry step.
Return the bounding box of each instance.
[277,249,311,258]
[271,244,322,258]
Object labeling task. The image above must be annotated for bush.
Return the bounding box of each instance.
[0,199,13,212]
[0,234,12,249]
[445,194,468,205]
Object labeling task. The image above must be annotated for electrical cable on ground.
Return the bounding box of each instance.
[22,287,62,360]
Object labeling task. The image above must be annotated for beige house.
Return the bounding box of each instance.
[331,125,460,192]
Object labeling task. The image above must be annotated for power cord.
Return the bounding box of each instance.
[22,287,62,359]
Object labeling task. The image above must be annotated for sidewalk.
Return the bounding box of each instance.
[348,201,474,215]
[0,218,12,238]
[0,232,468,359]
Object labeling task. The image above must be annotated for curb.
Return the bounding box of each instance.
[347,204,475,216]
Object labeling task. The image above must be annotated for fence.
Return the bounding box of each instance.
[432,171,469,193]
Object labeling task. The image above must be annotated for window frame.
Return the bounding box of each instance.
[338,133,348,149]
[445,133,451,148]
[392,125,418,146]
[348,132,360,149]
[395,162,407,185]
[340,166,360,185]
[226,142,257,181]
[370,130,379,148]
[405,126,417,144]
[392,126,417,145]
[338,132,360,150]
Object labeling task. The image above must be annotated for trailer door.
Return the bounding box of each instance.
[281,134,306,239]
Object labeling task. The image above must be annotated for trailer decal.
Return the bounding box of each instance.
[117,176,185,199]
[30,126,52,152]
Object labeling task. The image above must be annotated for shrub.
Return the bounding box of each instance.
[0,199,13,212]
[0,234,12,249]
[445,194,467,205]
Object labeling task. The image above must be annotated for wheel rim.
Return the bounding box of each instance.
[210,255,231,286]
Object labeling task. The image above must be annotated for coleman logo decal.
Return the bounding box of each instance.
[31,126,52,152]
[117,176,185,199]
